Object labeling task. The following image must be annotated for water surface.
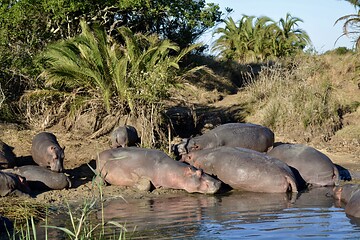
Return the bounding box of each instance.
[97,187,360,239]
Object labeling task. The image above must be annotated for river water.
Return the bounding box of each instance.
[31,187,360,239]
[91,187,360,239]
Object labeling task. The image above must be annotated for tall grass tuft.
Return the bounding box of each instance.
[41,172,128,240]
[243,56,342,141]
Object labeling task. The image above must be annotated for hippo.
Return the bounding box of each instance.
[0,171,30,197]
[181,146,298,193]
[267,143,339,188]
[96,147,222,194]
[31,132,64,172]
[3,165,71,191]
[0,140,16,169]
[110,125,140,148]
[333,184,360,218]
[174,123,274,156]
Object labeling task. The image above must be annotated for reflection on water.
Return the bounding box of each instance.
[30,188,360,239]
[96,187,360,239]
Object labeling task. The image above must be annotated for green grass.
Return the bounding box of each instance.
[4,172,128,240]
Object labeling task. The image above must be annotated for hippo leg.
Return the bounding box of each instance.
[134,177,152,191]
[285,175,298,193]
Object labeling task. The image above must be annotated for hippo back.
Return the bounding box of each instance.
[182,123,274,154]
[345,190,360,218]
[4,166,71,190]
[182,146,297,193]
[268,143,339,187]
[96,147,221,194]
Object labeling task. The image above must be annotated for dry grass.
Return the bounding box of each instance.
[0,197,48,223]
[240,53,360,143]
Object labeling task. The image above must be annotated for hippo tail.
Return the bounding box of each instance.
[286,175,298,193]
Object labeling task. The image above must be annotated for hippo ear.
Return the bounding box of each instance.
[184,166,194,176]
[195,169,202,178]
[18,175,26,183]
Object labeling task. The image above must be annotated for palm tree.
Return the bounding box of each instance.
[213,15,274,62]
[335,2,360,50]
[115,27,201,110]
[275,13,311,57]
[36,20,200,114]
[38,20,117,112]
[212,14,310,63]
[344,0,360,7]
[212,17,241,61]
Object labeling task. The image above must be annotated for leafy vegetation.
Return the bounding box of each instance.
[24,20,203,147]
[212,14,311,63]
[0,0,358,147]
[0,0,223,122]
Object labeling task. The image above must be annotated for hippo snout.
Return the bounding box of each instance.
[200,175,222,194]
[50,160,63,173]
[207,180,222,194]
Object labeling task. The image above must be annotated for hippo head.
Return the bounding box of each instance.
[172,138,190,157]
[186,139,201,153]
[15,175,31,194]
[182,166,221,194]
[181,152,198,167]
[48,145,65,172]
[333,184,360,203]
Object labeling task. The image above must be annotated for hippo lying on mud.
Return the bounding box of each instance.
[0,140,16,169]
[31,132,64,172]
[267,143,339,188]
[110,125,140,148]
[181,146,298,193]
[174,123,274,156]
[96,147,222,194]
[0,171,30,197]
[3,165,70,191]
[334,184,360,218]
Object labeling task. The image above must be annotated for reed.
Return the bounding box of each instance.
[3,172,128,239]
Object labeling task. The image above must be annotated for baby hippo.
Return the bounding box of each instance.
[31,132,64,172]
[110,125,140,148]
